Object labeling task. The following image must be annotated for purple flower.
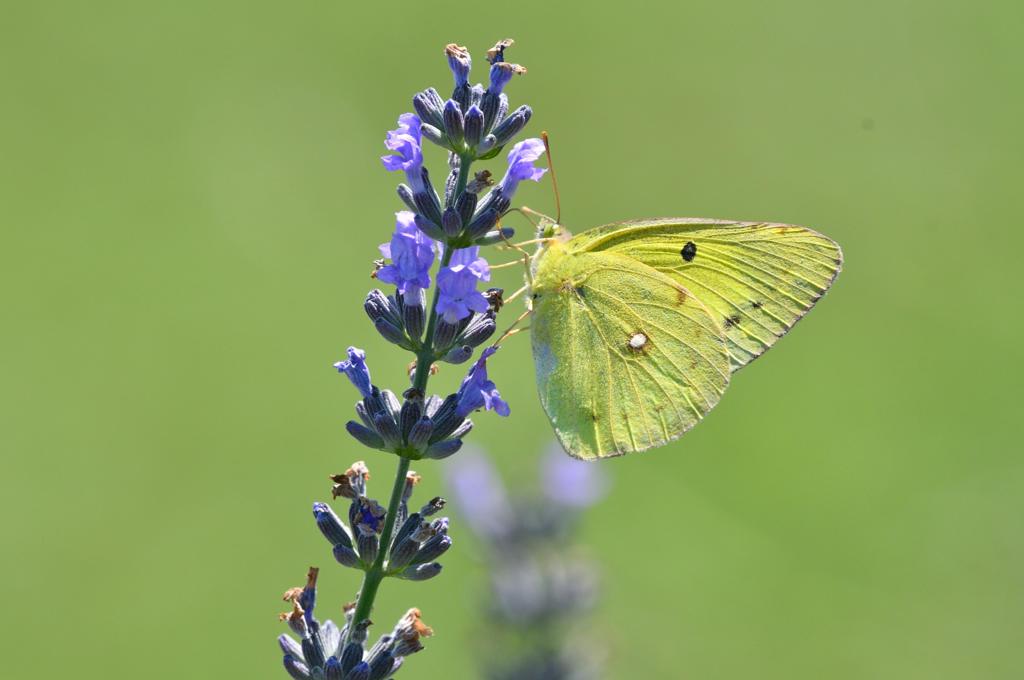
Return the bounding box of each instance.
[377,211,435,297]
[381,113,425,192]
[333,346,373,398]
[488,62,526,95]
[448,246,491,282]
[445,43,471,87]
[541,443,609,508]
[455,346,510,417]
[495,138,547,202]
[437,266,489,323]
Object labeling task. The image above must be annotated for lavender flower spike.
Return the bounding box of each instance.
[455,346,510,417]
[381,113,425,192]
[333,347,372,398]
[377,211,435,298]
[495,138,547,202]
[437,266,490,323]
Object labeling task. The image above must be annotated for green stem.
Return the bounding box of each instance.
[345,155,471,640]
[346,456,409,634]
[451,152,473,202]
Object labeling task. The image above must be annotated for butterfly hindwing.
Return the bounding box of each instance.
[531,247,730,460]
[567,218,843,370]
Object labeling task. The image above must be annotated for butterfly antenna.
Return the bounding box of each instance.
[541,131,561,224]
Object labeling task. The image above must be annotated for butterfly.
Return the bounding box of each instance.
[526,215,842,460]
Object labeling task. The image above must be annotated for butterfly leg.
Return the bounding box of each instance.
[496,225,537,289]
[503,283,530,305]
[492,307,533,346]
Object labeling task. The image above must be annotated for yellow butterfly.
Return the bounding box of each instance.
[526,215,842,460]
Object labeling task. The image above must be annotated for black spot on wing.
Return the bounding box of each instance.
[723,314,741,328]
[680,241,698,262]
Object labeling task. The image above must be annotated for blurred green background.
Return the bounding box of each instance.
[3,1,1022,678]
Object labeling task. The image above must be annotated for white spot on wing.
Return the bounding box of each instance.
[629,333,647,349]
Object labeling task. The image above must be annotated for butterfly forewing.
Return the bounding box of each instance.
[568,218,843,369]
[531,247,730,460]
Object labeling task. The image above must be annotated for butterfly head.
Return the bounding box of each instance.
[535,214,572,243]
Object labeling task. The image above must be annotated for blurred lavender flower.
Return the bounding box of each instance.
[445,445,610,679]
[542,445,609,509]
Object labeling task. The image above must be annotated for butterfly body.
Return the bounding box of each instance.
[528,218,842,460]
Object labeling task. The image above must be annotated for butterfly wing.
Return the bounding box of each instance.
[531,246,730,460]
[567,218,842,370]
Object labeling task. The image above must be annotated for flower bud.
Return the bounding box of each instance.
[427,395,460,441]
[432,318,460,351]
[283,654,310,679]
[396,184,418,213]
[333,543,361,569]
[345,661,371,680]
[480,91,503,132]
[368,651,396,680]
[406,417,434,451]
[443,345,473,364]
[400,563,442,581]
[373,317,409,348]
[364,289,402,328]
[381,389,401,421]
[373,413,401,449]
[448,419,473,440]
[491,105,532,145]
[412,91,444,129]
[340,643,364,674]
[420,496,446,517]
[413,213,445,242]
[474,226,515,246]
[346,421,385,450]
[357,531,379,565]
[465,207,500,240]
[388,536,420,571]
[400,289,425,341]
[477,134,498,156]
[419,122,445,148]
[424,438,462,460]
[441,206,462,239]
[412,197,444,232]
[399,398,423,439]
[301,637,326,672]
[458,312,496,347]
[313,502,353,548]
[450,199,476,242]
[442,100,464,147]
[445,43,471,87]
[392,512,422,548]
[463,105,485,148]
[324,657,344,680]
[413,534,452,563]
